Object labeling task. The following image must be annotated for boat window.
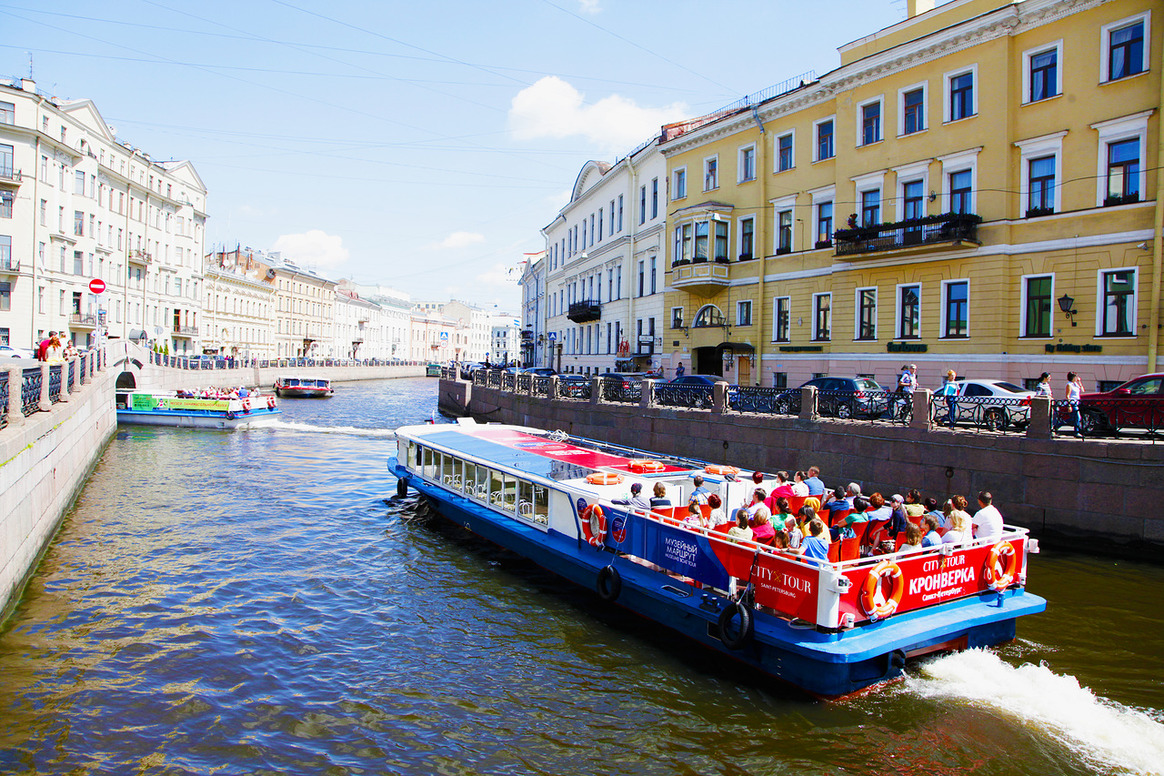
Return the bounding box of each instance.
[500,474,518,513]
[489,468,505,507]
[475,465,490,500]
[405,441,416,469]
[517,479,534,519]
[533,484,550,524]
[420,446,435,480]
[442,453,459,488]
[463,462,478,495]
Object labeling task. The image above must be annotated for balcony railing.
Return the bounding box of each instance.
[567,300,601,323]
[69,312,97,328]
[128,249,153,265]
[834,213,981,258]
[174,324,199,336]
[0,257,19,273]
[0,167,22,185]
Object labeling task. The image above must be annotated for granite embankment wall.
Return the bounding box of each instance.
[124,357,427,392]
[0,354,117,622]
[442,379,1164,559]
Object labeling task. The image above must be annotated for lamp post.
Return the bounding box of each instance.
[1058,293,1077,327]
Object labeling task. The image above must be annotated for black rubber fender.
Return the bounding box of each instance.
[396,478,408,497]
[596,565,621,602]
[718,600,753,650]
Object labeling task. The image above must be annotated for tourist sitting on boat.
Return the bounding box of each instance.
[820,486,851,521]
[784,516,803,549]
[771,496,794,529]
[796,504,817,534]
[771,530,791,550]
[750,470,765,485]
[887,494,909,537]
[864,492,892,522]
[903,489,926,519]
[899,523,924,554]
[707,493,726,527]
[921,514,943,548]
[798,518,831,564]
[791,471,810,497]
[835,496,869,541]
[922,497,946,528]
[682,502,709,530]
[769,471,795,499]
[746,489,776,543]
[943,504,972,545]
[947,495,972,534]
[726,511,753,543]
[649,482,671,509]
[972,491,1004,543]
[804,466,826,497]
[688,475,712,506]
[628,482,650,510]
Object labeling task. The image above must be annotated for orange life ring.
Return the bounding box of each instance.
[984,541,1018,591]
[628,459,665,473]
[704,464,740,476]
[586,472,624,486]
[581,504,606,547]
[242,398,251,411]
[267,396,276,409]
[860,560,905,619]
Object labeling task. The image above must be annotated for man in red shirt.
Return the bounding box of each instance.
[36,331,56,360]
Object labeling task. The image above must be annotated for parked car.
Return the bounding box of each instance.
[557,374,590,398]
[773,377,888,418]
[522,367,557,377]
[656,374,720,408]
[1069,373,1164,435]
[941,379,1036,430]
[0,345,35,358]
[459,362,484,379]
[602,372,648,387]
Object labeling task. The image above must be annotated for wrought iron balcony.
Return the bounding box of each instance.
[128,248,153,265]
[567,300,601,323]
[69,312,97,328]
[173,324,199,336]
[0,256,19,273]
[834,213,981,258]
[0,167,23,186]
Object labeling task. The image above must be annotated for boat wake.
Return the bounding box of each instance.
[261,420,397,438]
[905,649,1164,775]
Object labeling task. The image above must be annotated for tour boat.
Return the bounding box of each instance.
[389,420,1045,699]
[273,377,334,398]
[425,363,443,377]
[116,390,281,429]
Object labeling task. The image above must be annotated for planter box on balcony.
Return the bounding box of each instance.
[834,213,981,257]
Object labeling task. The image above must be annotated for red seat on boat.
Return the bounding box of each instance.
[827,541,840,563]
[863,519,890,547]
[785,496,808,514]
[828,508,852,528]
[894,533,908,551]
[839,536,861,561]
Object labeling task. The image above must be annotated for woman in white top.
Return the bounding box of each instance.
[1065,371,1084,438]
[942,502,972,545]
[726,511,754,543]
[791,471,810,497]
[706,493,727,527]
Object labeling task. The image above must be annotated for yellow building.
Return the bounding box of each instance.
[662,0,1160,392]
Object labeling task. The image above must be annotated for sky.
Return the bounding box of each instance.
[1,0,909,312]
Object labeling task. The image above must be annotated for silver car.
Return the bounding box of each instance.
[940,379,1036,430]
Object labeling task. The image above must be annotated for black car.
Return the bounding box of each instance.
[656,374,721,409]
[522,367,557,377]
[557,374,591,399]
[774,377,888,418]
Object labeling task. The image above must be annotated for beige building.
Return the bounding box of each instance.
[261,253,335,359]
[662,0,1160,391]
[203,248,277,359]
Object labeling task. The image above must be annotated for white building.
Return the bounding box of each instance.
[439,300,490,362]
[541,136,668,376]
[517,251,546,367]
[410,308,460,363]
[0,78,207,353]
[489,312,520,366]
[203,247,276,359]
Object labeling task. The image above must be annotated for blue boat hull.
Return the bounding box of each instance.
[392,459,1046,698]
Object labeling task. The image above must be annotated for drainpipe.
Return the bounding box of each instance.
[750,105,767,386]
[31,132,40,343]
[626,153,639,370]
[1148,72,1164,372]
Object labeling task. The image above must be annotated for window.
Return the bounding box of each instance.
[739,145,756,182]
[0,144,12,178]
[897,284,920,339]
[672,307,684,329]
[1028,156,1056,214]
[0,282,8,311]
[816,201,833,246]
[673,167,687,200]
[902,180,924,221]
[0,101,13,124]
[637,260,644,296]
[1103,14,1148,82]
[650,257,657,294]
[639,186,646,225]
[777,133,793,171]
[674,223,692,263]
[597,208,603,241]
[74,210,84,236]
[860,99,882,145]
[902,86,925,135]
[1093,112,1150,206]
[774,297,790,342]
[813,294,831,341]
[815,118,835,161]
[694,221,708,260]
[856,288,877,340]
[1023,275,1053,337]
[1025,44,1060,102]
[0,236,9,272]
[777,209,792,254]
[1100,269,1136,336]
[949,169,972,214]
[651,178,658,218]
[737,300,752,326]
[861,189,881,226]
[75,169,85,195]
[1106,138,1140,203]
[942,280,969,338]
[0,190,11,218]
[739,216,754,259]
[704,156,718,190]
[713,221,728,261]
[947,69,975,121]
[618,195,623,231]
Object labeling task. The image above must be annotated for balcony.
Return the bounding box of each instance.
[69,313,97,329]
[128,248,153,265]
[0,167,22,188]
[567,300,601,323]
[670,257,730,294]
[173,324,199,337]
[0,256,19,274]
[834,213,981,258]
[520,329,534,341]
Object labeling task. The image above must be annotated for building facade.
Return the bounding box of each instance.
[518,251,546,367]
[489,312,520,366]
[203,248,276,358]
[661,0,1160,391]
[262,254,335,359]
[1,78,207,353]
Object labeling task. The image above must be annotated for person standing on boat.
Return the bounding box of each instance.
[628,482,650,510]
[972,491,1004,543]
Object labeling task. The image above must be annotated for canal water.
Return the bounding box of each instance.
[1,377,1161,775]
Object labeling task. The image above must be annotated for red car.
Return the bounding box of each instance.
[1072,373,1164,435]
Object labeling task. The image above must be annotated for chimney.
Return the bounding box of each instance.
[20,78,35,92]
[908,0,937,17]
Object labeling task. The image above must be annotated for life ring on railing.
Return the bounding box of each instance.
[242,398,251,413]
[860,560,905,620]
[267,396,276,410]
[586,472,624,486]
[984,541,1018,591]
[704,464,740,476]
[628,459,665,473]
[581,504,606,547]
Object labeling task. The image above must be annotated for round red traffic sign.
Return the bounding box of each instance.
[89,278,107,294]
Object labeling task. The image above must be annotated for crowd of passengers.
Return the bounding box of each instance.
[623,465,1005,564]
[174,386,262,400]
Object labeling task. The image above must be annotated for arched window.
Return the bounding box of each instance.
[693,305,725,328]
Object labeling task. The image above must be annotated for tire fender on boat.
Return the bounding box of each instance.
[581,504,606,547]
[860,560,904,620]
[596,565,621,602]
[984,541,1018,591]
[396,478,408,498]
[718,600,753,650]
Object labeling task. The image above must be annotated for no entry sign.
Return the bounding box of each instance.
[89,278,107,294]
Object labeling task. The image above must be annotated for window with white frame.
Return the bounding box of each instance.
[739,145,756,182]
[813,293,831,341]
[941,280,969,338]
[673,167,687,200]
[674,223,692,264]
[859,98,883,146]
[738,216,755,260]
[897,284,921,339]
[704,156,719,190]
[899,84,926,135]
[651,178,658,219]
[777,209,793,254]
[861,189,881,226]
[776,132,794,172]
[949,168,973,214]
[856,287,877,341]
[0,101,13,125]
[945,66,977,122]
[1092,111,1150,206]
[639,185,646,225]
[1021,274,1054,337]
[1101,12,1150,83]
[1098,268,1136,336]
[737,300,752,327]
[813,192,834,247]
[1023,41,1062,103]
[815,117,835,161]
[774,297,791,342]
[1016,132,1065,217]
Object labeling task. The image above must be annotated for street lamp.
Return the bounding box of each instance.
[1058,293,1077,327]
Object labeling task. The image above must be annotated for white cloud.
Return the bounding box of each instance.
[578,0,601,13]
[430,231,486,250]
[272,230,349,269]
[508,76,689,152]
[473,262,520,287]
